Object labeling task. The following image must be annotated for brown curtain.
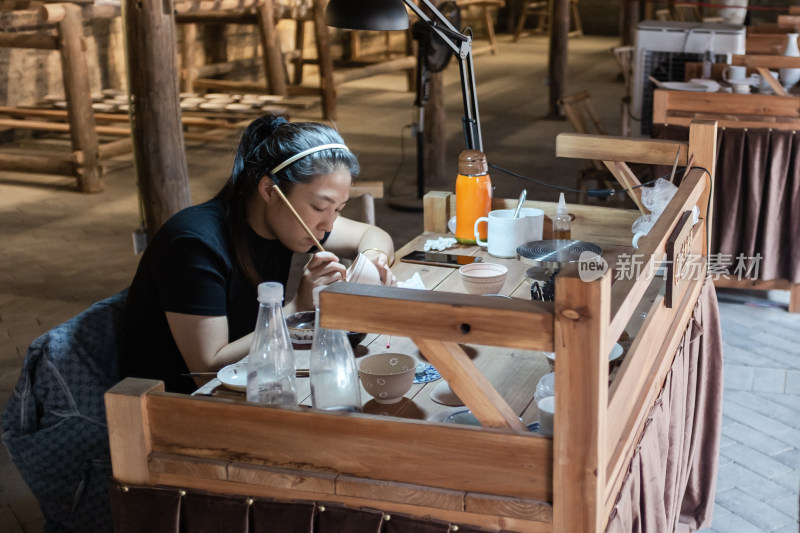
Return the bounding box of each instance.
[606,278,723,533]
[652,125,800,284]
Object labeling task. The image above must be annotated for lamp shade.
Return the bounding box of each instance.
[325,0,409,31]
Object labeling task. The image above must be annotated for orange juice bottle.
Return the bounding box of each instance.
[455,150,492,244]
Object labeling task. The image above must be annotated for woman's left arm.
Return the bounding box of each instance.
[324,216,395,265]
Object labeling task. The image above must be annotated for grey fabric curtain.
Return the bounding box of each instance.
[605,278,723,533]
[652,125,800,284]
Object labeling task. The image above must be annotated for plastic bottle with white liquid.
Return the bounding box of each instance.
[552,192,571,240]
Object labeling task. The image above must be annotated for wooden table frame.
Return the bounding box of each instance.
[106,121,717,532]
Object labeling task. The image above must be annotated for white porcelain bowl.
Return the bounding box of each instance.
[545,342,624,372]
[357,353,416,404]
[458,262,508,294]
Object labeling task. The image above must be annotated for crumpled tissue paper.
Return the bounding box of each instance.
[397,272,425,290]
[423,237,457,252]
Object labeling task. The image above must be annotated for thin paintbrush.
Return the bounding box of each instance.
[272,185,326,252]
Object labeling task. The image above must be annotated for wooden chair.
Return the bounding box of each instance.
[349,181,384,225]
[557,91,645,211]
[513,0,582,42]
[458,0,505,55]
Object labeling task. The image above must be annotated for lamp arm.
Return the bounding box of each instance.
[401,0,483,152]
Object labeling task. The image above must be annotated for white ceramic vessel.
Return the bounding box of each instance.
[780,33,800,90]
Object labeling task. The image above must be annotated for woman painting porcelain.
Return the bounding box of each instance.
[122,115,395,393]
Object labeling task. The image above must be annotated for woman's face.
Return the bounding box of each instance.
[265,170,351,252]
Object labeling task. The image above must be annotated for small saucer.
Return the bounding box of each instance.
[217,362,247,392]
[430,381,463,406]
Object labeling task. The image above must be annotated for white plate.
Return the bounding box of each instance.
[660,81,709,92]
[217,362,247,391]
[688,78,721,92]
[427,407,540,432]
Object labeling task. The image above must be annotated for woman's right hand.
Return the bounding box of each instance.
[294,251,346,310]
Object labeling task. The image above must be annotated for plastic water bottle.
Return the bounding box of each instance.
[309,287,361,412]
[246,282,297,408]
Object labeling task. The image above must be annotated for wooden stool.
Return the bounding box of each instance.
[513,0,582,42]
[457,0,505,55]
[175,0,337,120]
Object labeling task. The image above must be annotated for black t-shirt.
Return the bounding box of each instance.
[121,198,297,393]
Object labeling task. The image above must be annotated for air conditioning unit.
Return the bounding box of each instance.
[633,20,746,135]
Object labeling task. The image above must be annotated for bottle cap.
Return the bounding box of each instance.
[257,282,283,303]
[556,192,568,215]
[312,286,325,307]
[457,150,488,176]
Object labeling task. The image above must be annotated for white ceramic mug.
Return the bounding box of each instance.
[537,395,555,436]
[474,208,544,258]
[723,65,747,83]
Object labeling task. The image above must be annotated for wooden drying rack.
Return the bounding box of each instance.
[106,121,717,532]
[0,2,286,192]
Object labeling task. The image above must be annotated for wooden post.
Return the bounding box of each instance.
[547,0,569,118]
[124,0,192,238]
[255,0,287,96]
[688,120,717,257]
[105,378,164,485]
[58,4,103,192]
[312,0,337,120]
[180,23,198,93]
[425,72,448,190]
[553,265,609,533]
[620,1,639,47]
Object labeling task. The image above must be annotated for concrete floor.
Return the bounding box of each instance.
[1,34,798,532]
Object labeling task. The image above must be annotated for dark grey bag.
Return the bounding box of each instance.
[2,289,126,533]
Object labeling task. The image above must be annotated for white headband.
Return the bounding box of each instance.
[269,143,350,175]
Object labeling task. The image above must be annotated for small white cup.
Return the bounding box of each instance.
[723,65,747,83]
[537,395,555,436]
[474,208,544,258]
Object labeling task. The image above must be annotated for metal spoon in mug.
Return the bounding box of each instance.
[513,189,527,219]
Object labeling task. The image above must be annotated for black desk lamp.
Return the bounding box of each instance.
[326,0,484,197]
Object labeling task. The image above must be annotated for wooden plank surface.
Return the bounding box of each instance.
[556,132,688,166]
[423,192,640,248]
[149,470,554,532]
[413,339,528,431]
[319,283,555,352]
[142,393,553,500]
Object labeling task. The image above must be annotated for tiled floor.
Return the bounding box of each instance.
[1,33,798,532]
